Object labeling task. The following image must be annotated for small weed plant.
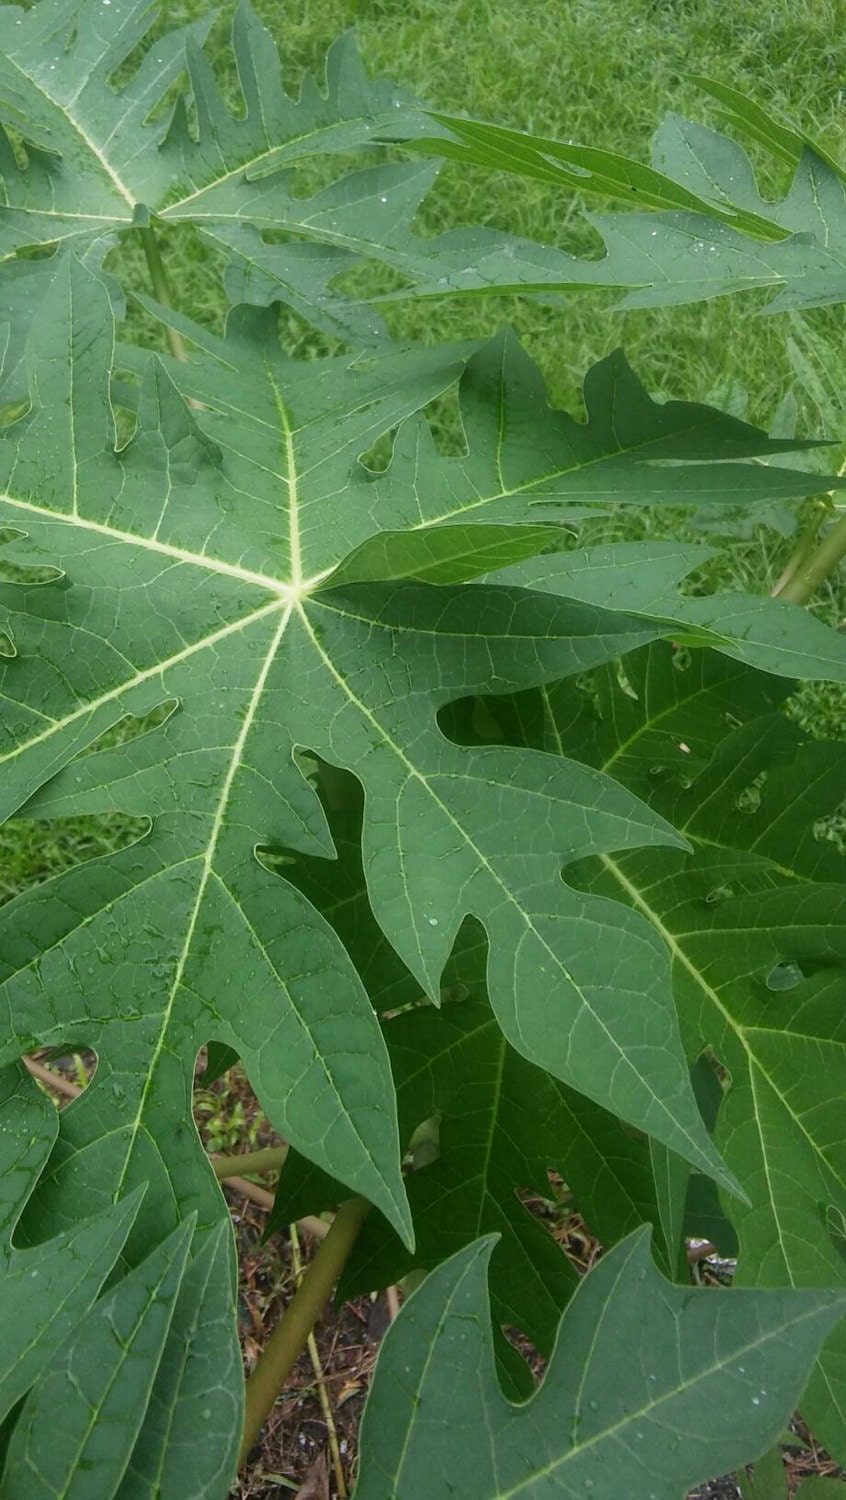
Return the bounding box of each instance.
[2,4,846,1496]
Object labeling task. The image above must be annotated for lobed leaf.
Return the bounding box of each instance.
[357,1230,846,1499]
[0,1063,144,1427]
[407,95,846,314]
[8,259,823,1490]
[488,539,846,681]
[473,641,846,1457]
[2,1219,195,1499]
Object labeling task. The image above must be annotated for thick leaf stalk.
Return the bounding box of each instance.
[239,1196,370,1465]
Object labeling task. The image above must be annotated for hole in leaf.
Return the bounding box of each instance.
[615,660,638,699]
[0,814,148,908]
[0,399,29,429]
[500,1324,546,1392]
[765,960,805,992]
[700,1044,732,1096]
[77,699,178,759]
[403,1113,441,1172]
[23,1046,98,1106]
[357,428,397,474]
[193,1053,269,1160]
[813,805,846,858]
[2,123,29,170]
[735,771,767,814]
[705,884,734,905]
[0,529,63,586]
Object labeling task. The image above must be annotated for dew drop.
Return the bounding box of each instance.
[427,916,439,927]
[379,195,388,203]
[751,1396,761,1406]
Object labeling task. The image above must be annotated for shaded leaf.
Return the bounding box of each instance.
[357,1230,846,1499]
[0,1064,144,1425]
[475,641,846,1456]
[408,98,846,315]
[339,999,680,1397]
[489,539,846,681]
[119,1225,242,1500]
[2,1220,194,1499]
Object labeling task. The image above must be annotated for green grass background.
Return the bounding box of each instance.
[4,0,846,897]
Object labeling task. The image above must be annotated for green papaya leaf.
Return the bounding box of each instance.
[418,110,788,237]
[474,641,846,1458]
[2,1220,195,1500]
[405,96,846,314]
[119,1224,242,1500]
[2,258,778,1381]
[0,1063,144,1425]
[0,0,422,263]
[488,540,846,681]
[357,1229,846,1500]
[269,785,679,1392]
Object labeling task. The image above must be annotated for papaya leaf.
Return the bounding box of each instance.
[340,1000,681,1395]
[119,1224,242,1500]
[402,100,846,315]
[269,793,702,1393]
[0,256,737,1216]
[474,642,846,1459]
[2,1219,195,1500]
[357,1230,846,1500]
[488,539,846,681]
[6,255,825,1495]
[416,110,788,237]
[0,1063,144,1427]
[0,0,422,263]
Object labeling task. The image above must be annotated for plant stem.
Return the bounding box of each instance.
[23,1055,82,1102]
[770,504,828,597]
[239,1196,371,1466]
[210,1144,290,1180]
[139,224,188,363]
[774,511,846,605]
